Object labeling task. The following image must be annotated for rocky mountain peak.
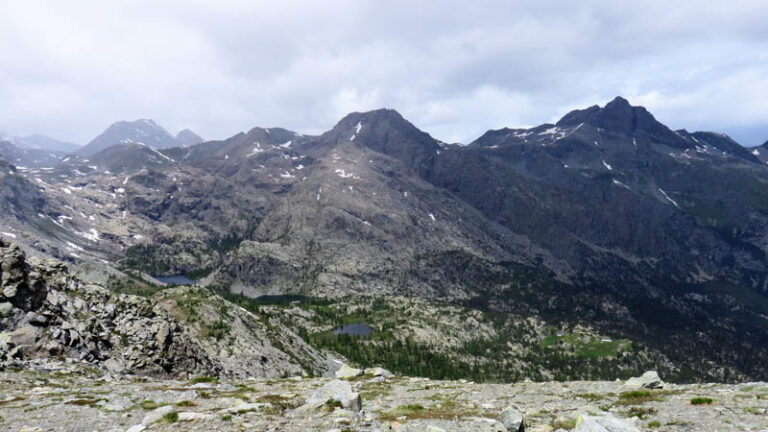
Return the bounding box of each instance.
[175,129,204,146]
[556,96,677,142]
[330,108,440,171]
[77,119,179,156]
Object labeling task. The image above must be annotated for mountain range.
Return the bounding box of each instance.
[77,119,203,156]
[1,96,767,382]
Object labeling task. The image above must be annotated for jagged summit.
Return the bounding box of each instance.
[329,108,440,171]
[555,96,677,141]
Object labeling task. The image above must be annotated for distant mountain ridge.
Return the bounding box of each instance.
[1,133,81,153]
[77,119,202,156]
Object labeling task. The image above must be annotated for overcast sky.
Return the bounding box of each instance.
[2,0,768,146]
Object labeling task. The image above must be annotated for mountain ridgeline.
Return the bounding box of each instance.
[1,97,768,382]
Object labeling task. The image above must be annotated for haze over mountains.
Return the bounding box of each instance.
[1,97,767,383]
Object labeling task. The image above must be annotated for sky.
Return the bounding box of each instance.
[1,0,768,146]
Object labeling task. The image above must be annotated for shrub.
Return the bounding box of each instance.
[162,412,179,423]
[690,397,715,405]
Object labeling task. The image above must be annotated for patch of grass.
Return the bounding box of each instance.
[617,390,662,405]
[322,399,344,412]
[690,397,715,405]
[539,332,629,358]
[161,412,178,423]
[379,402,481,421]
[175,400,197,407]
[648,420,661,428]
[575,393,604,401]
[0,396,25,405]
[361,388,390,401]
[189,376,218,384]
[64,398,105,407]
[139,400,160,410]
[624,406,657,419]
[257,394,300,411]
[552,418,577,430]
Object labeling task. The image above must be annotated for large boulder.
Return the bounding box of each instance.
[574,413,641,432]
[364,366,393,378]
[301,379,362,412]
[335,363,364,379]
[624,371,665,389]
[499,406,525,431]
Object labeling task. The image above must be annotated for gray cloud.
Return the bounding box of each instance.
[1,0,767,145]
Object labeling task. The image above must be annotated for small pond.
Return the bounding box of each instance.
[333,323,374,336]
[153,274,197,286]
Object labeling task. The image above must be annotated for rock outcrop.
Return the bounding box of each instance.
[0,239,220,376]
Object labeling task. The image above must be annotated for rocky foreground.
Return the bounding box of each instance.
[0,363,766,432]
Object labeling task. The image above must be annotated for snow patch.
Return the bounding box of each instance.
[247,142,264,157]
[658,188,680,208]
[612,179,630,189]
[335,168,358,179]
[1,231,16,239]
[429,213,436,221]
[602,159,612,170]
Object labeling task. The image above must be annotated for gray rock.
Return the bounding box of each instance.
[301,379,362,412]
[624,371,665,389]
[141,405,175,425]
[500,406,525,431]
[335,363,364,379]
[0,301,13,316]
[574,413,641,432]
[177,412,214,421]
[9,326,39,349]
[364,366,393,378]
[217,402,270,414]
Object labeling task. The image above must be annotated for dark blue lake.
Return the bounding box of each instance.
[153,274,196,286]
[334,323,374,336]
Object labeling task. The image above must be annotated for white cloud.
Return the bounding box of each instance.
[1,0,767,145]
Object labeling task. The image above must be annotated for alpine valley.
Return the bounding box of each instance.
[1,96,768,391]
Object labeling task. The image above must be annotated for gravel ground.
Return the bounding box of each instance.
[0,366,766,432]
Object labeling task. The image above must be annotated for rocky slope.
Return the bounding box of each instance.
[0,239,335,378]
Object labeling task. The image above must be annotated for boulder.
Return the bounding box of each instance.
[624,371,665,389]
[574,414,641,432]
[364,366,393,378]
[177,412,214,421]
[500,406,525,431]
[141,405,175,425]
[335,363,364,379]
[301,379,362,412]
[217,402,270,414]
